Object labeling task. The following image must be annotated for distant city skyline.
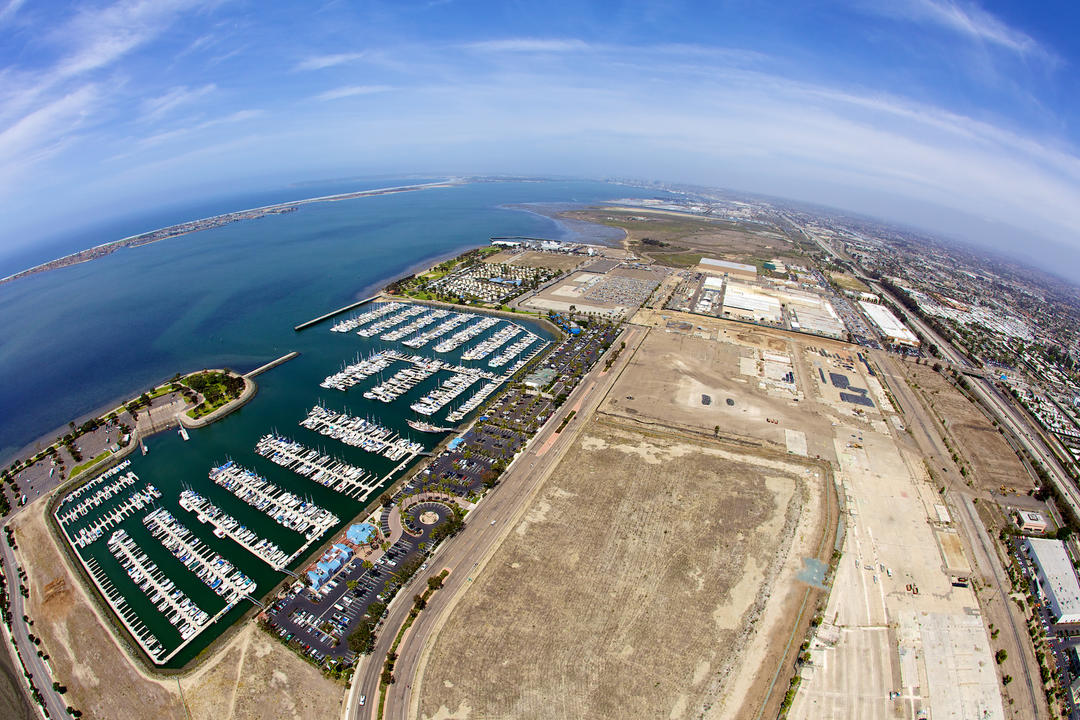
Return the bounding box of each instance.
[1,1,1078,277]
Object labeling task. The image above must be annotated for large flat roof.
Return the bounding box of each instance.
[858,301,919,345]
[1026,537,1080,623]
[699,258,757,274]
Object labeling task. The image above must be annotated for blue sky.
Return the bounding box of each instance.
[1,0,1079,273]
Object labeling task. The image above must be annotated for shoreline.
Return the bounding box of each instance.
[0,180,460,287]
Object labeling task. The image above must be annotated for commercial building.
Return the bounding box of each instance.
[1015,510,1049,534]
[307,544,352,590]
[697,257,757,281]
[721,282,782,324]
[858,301,920,347]
[1023,537,1080,630]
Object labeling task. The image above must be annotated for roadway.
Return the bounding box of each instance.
[343,324,647,720]
[1,539,70,720]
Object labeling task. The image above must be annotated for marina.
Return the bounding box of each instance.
[254,434,379,499]
[108,529,209,645]
[143,506,257,602]
[63,484,162,549]
[461,323,521,360]
[328,302,402,333]
[208,461,340,539]
[411,373,480,416]
[402,312,471,348]
[355,305,426,337]
[178,489,290,570]
[363,365,436,403]
[320,351,396,391]
[380,309,448,341]
[300,404,424,460]
[445,380,501,422]
[433,316,499,353]
[489,333,538,367]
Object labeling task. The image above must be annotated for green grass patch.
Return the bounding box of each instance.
[69,451,111,478]
[183,370,245,419]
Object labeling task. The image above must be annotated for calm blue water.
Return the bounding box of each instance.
[0,180,657,464]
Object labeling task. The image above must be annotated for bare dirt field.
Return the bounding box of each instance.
[904,363,1031,492]
[416,413,826,720]
[9,500,344,720]
[562,208,796,268]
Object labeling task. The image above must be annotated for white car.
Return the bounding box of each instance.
[359,694,366,706]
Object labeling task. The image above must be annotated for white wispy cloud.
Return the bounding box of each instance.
[314,85,391,102]
[138,109,263,148]
[0,85,99,190]
[465,38,590,53]
[0,0,26,24]
[869,0,1051,60]
[139,84,217,122]
[294,52,367,71]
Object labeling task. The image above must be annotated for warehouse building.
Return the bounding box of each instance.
[1023,537,1080,632]
[858,301,920,347]
[697,257,758,281]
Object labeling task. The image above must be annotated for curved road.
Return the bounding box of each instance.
[344,325,646,720]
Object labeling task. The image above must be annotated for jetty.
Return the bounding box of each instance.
[244,351,300,379]
[294,294,382,331]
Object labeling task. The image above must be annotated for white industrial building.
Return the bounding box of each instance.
[721,282,782,324]
[698,257,758,280]
[1024,537,1080,630]
[858,301,920,347]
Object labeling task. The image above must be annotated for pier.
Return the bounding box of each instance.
[381,309,448,341]
[364,365,435,403]
[254,434,380,499]
[178,490,289,570]
[85,556,166,662]
[461,324,521,360]
[143,507,257,602]
[244,351,300,379]
[411,373,480,415]
[356,305,426,337]
[293,294,382,331]
[300,405,424,460]
[209,461,339,539]
[446,381,501,422]
[434,316,498,353]
[489,333,538,367]
[320,351,396,391]
[402,312,471,348]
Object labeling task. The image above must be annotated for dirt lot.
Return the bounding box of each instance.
[828,272,870,293]
[482,249,584,272]
[9,499,344,720]
[904,363,1032,492]
[562,208,797,268]
[416,414,825,720]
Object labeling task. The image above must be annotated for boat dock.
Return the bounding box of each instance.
[411,373,480,416]
[245,351,300,379]
[329,302,402,333]
[178,490,289,570]
[461,324,521,360]
[108,529,210,644]
[65,484,161,549]
[380,309,448,341]
[402,312,472,348]
[446,381,501,422]
[364,365,435,403]
[85,556,166,662]
[143,507,257,602]
[320,351,395,391]
[294,295,382,331]
[61,459,132,503]
[356,305,425,337]
[434,316,498,353]
[300,405,423,460]
[254,434,379,499]
[489,333,538,367]
[209,461,339,539]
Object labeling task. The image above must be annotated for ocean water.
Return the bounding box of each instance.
[0,179,656,463]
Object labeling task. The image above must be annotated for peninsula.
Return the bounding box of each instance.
[0,180,458,286]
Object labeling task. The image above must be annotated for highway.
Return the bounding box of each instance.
[343,324,647,720]
[1,539,70,720]
[872,280,1080,523]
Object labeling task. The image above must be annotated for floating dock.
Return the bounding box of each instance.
[209,461,339,539]
[143,507,257,601]
[178,490,289,570]
[254,434,379,499]
[300,405,423,460]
